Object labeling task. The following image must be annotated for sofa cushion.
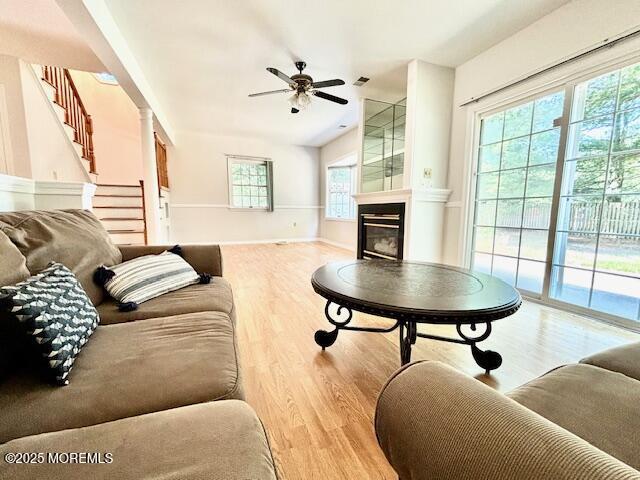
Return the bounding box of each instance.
[0,228,30,287]
[0,263,99,385]
[0,311,242,443]
[0,229,31,378]
[97,278,234,324]
[508,363,640,470]
[0,210,122,306]
[581,341,640,382]
[0,401,277,480]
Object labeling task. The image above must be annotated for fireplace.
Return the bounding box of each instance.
[357,203,405,260]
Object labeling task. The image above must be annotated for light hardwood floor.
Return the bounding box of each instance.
[223,242,639,480]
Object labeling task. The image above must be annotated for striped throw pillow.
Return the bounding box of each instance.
[102,251,200,305]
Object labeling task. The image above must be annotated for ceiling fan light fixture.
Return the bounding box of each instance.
[288,91,311,110]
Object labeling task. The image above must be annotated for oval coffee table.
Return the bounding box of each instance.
[311,260,522,373]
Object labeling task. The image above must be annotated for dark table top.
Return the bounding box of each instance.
[311,260,522,324]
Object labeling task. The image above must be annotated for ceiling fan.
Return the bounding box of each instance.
[249,61,348,113]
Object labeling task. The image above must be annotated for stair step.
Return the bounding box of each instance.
[109,231,146,245]
[40,79,57,102]
[95,194,141,198]
[93,207,143,219]
[100,219,145,231]
[52,102,66,124]
[72,141,84,159]
[93,195,143,208]
[96,184,142,196]
[108,229,145,234]
[63,123,75,139]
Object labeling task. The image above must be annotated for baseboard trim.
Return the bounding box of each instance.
[175,237,322,246]
[171,203,322,210]
[317,237,356,252]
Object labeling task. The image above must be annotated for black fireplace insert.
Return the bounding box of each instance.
[357,203,405,260]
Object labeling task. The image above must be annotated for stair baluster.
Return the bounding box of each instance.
[41,65,97,174]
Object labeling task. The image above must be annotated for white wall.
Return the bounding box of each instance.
[168,130,321,243]
[70,70,143,185]
[0,55,31,178]
[0,55,90,184]
[319,128,358,251]
[0,173,95,212]
[444,0,640,266]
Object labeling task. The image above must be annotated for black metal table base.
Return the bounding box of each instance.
[314,301,502,374]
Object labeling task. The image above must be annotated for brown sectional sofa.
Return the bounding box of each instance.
[0,209,277,479]
[376,344,640,480]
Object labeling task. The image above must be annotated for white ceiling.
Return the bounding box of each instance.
[0,0,104,71]
[104,0,569,147]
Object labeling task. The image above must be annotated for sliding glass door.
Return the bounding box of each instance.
[472,90,564,294]
[550,63,640,321]
[471,60,640,326]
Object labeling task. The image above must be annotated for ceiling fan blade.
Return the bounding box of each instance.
[248,88,291,97]
[313,90,348,105]
[312,79,345,89]
[266,67,296,85]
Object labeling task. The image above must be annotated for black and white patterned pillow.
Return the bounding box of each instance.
[0,262,99,386]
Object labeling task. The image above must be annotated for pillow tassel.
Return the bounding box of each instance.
[199,273,211,284]
[118,301,138,312]
[168,245,183,257]
[93,266,115,286]
[0,292,12,309]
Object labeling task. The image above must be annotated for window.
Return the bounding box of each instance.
[326,160,356,219]
[550,63,640,321]
[472,90,564,294]
[470,59,640,326]
[93,72,118,85]
[227,157,273,210]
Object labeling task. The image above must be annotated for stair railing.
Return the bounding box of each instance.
[154,132,169,191]
[139,179,148,245]
[41,65,96,174]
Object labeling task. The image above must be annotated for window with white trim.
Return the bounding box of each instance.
[326,157,356,219]
[227,157,273,210]
[469,59,640,326]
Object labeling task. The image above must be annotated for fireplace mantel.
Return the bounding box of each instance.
[352,187,451,205]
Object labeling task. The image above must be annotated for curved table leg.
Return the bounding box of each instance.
[457,322,502,374]
[399,321,416,365]
[471,345,503,375]
[314,302,353,350]
[314,329,339,350]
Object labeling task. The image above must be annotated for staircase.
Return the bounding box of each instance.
[37,66,153,245]
[93,184,146,245]
[40,66,96,179]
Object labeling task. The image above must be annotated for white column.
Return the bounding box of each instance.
[403,60,455,262]
[140,107,161,243]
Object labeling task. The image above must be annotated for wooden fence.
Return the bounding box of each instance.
[502,199,640,236]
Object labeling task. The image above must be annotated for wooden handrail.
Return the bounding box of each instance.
[139,179,148,245]
[154,132,169,191]
[42,65,96,174]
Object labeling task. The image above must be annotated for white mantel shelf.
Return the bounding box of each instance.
[352,187,451,205]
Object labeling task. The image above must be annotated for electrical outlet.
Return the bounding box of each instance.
[423,168,432,179]
[293,222,297,227]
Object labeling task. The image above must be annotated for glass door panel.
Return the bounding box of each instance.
[471,90,564,294]
[550,63,640,322]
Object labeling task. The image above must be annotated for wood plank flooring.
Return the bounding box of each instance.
[223,242,640,479]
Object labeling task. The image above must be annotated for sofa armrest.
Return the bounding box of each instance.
[118,244,223,277]
[375,361,639,480]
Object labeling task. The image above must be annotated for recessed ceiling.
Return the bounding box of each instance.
[0,0,104,71]
[104,0,569,147]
